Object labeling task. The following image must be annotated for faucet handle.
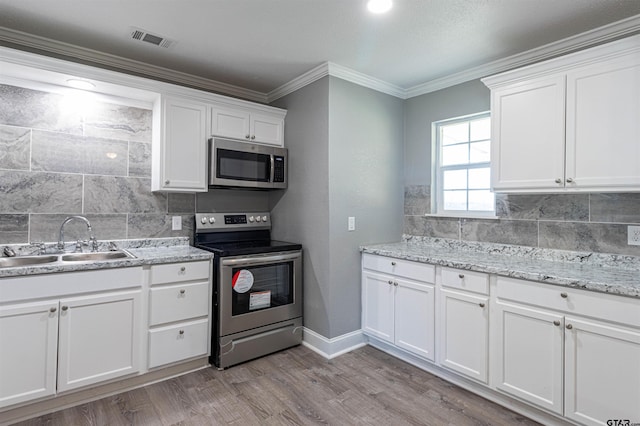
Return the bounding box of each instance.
[29,242,47,255]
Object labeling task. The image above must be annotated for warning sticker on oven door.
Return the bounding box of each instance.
[249,291,271,310]
[232,269,254,293]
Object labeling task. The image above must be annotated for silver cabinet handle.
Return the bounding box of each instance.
[566,324,573,330]
[387,280,393,285]
[180,289,186,294]
[251,135,256,140]
[560,292,568,299]
[479,303,485,308]
[180,266,186,272]
[179,330,185,335]
[553,320,561,326]
[393,282,398,286]
[245,134,250,139]
[391,261,396,266]
[458,274,464,279]
[555,178,562,184]
[566,178,574,183]
[50,307,57,313]
[165,180,170,185]
[61,306,68,311]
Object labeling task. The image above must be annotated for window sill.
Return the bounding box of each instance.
[423,213,499,220]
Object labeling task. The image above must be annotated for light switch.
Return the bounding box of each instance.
[172,216,182,231]
[348,216,356,231]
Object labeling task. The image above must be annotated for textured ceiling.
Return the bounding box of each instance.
[0,0,639,94]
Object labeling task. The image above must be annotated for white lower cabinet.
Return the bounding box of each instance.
[147,261,211,369]
[362,254,435,361]
[56,290,141,393]
[493,277,640,425]
[436,267,490,384]
[0,300,58,408]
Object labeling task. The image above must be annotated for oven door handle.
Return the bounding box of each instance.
[221,252,301,267]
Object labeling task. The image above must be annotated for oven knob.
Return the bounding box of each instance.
[209,217,215,224]
[200,217,207,224]
[256,216,262,222]
[262,215,268,222]
[249,216,255,223]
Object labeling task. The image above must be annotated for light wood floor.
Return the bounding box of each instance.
[13,345,540,425]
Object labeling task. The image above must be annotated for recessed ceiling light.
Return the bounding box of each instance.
[367,0,392,14]
[66,79,96,90]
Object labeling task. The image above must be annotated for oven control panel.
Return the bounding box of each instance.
[196,212,270,231]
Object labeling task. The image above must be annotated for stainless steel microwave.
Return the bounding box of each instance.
[209,137,288,190]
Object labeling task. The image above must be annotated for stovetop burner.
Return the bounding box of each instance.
[194,212,301,257]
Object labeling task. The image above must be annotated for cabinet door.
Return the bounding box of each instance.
[57,290,141,393]
[157,96,208,192]
[438,289,488,383]
[0,301,58,408]
[491,75,566,191]
[564,317,640,426]
[493,301,564,414]
[211,106,251,141]
[251,113,284,146]
[395,279,435,361]
[566,53,640,190]
[361,271,395,343]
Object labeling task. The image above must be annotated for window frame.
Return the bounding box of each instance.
[431,111,495,218]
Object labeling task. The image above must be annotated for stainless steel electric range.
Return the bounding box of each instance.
[194,212,303,369]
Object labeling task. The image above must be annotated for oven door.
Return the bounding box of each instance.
[218,250,302,336]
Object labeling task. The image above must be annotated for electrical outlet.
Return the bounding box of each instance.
[628,225,640,246]
[172,216,182,231]
[348,216,356,231]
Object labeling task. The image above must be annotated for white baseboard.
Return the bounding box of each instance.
[302,327,367,359]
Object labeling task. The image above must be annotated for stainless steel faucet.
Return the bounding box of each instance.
[58,216,98,252]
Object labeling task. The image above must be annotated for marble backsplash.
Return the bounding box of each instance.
[0,84,195,244]
[404,185,640,256]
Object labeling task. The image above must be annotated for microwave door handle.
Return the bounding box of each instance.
[269,155,275,183]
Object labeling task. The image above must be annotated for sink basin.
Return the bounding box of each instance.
[0,255,59,268]
[61,251,135,262]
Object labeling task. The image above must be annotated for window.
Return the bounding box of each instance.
[433,112,494,216]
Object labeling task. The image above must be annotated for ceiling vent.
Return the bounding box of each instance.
[130,27,174,48]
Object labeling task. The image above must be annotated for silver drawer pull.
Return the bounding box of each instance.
[393,282,398,287]
[560,292,568,299]
[553,320,561,326]
[566,324,573,330]
[180,289,186,294]
[391,261,396,266]
[179,330,185,335]
[61,306,69,311]
[50,307,57,313]
[479,303,485,308]
[458,274,464,279]
[180,266,186,272]
[387,280,393,285]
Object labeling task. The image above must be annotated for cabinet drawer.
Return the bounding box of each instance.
[441,267,489,295]
[148,319,209,368]
[496,277,640,327]
[149,261,210,285]
[362,254,435,283]
[149,281,210,326]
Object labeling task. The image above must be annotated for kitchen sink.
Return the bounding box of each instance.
[0,255,59,268]
[0,250,136,268]
[60,250,135,262]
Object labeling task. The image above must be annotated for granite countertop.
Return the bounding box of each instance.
[361,236,640,299]
[0,237,213,278]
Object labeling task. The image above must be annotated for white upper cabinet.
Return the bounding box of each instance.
[211,106,285,146]
[483,34,640,193]
[153,95,209,192]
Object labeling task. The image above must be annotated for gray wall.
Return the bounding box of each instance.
[271,76,404,339]
[0,83,195,243]
[404,79,640,257]
[270,77,332,337]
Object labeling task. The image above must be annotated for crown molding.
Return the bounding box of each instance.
[405,14,640,98]
[0,26,268,103]
[1,14,638,103]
